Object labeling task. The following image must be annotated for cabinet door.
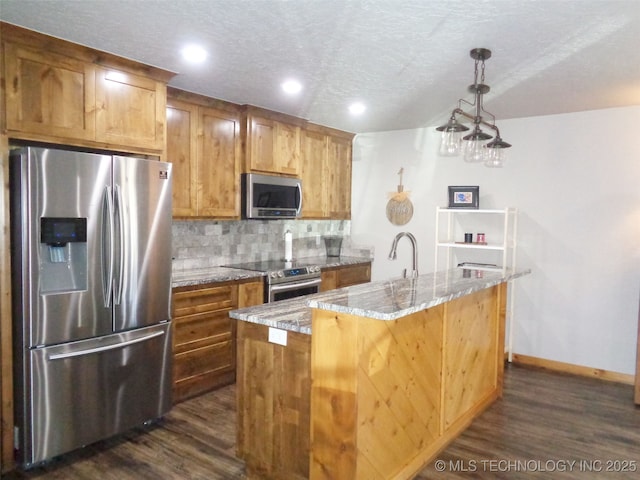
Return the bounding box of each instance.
[320,270,337,292]
[327,135,352,219]
[336,263,371,288]
[197,107,241,217]
[4,42,96,141]
[238,280,264,307]
[301,129,328,218]
[275,121,301,175]
[247,115,276,172]
[321,264,371,292]
[246,115,301,175]
[95,67,166,150]
[166,100,198,216]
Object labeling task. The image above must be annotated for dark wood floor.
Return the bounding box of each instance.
[3,364,639,479]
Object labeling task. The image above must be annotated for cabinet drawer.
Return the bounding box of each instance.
[173,309,232,353]
[173,284,236,316]
[173,341,234,381]
[173,369,236,403]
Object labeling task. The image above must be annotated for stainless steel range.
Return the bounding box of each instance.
[224,259,321,302]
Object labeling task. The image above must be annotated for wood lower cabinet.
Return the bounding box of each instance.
[166,90,241,218]
[171,265,366,404]
[172,279,263,403]
[321,263,371,292]
[2,23,172,153]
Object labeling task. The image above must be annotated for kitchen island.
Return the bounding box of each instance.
[230,268,529,480]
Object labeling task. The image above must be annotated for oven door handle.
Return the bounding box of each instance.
[269,277,322,293]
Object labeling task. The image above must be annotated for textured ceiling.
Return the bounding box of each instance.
[1,0,639,134]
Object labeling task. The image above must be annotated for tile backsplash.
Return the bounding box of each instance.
[172,219,373,272]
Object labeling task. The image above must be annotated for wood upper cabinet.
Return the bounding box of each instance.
[166,99,198,216]
[4,41,96,141]
[1,22,173,153]
[166,91,241,218]
[327,134,353,219]
[301,124,354,219]
[197,107,241,217]
[243,108,301,176]
[301,129,328,218]
[95,67,166,151]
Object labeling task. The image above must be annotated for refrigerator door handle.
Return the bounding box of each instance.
[113,184,125,306]
[102,186,115,308]
[47,330,165,360]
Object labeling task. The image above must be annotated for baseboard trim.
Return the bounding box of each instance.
[510,353,635,385]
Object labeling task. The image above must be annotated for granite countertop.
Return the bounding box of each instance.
[229,268,531,335]
[171,255,372,288]
[172,266,265,288]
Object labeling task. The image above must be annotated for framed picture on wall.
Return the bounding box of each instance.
[448,186,479,209]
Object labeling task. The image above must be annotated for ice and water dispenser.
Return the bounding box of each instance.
[39,217,88,294]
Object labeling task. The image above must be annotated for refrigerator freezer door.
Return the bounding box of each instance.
[112,156,172,332]
[23,322,172,467]
[13,147,114,347]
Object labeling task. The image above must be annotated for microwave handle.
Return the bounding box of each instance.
[296,182,302,216]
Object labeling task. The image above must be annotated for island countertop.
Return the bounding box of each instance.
[229,267,530,334]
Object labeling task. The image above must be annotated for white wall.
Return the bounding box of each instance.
[351,106,640,375]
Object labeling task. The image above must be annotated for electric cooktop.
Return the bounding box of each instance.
[222,259,318,273]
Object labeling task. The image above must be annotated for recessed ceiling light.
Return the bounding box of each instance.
[181,44,208,64]
[282,79,302,95]
[349,102,366,115]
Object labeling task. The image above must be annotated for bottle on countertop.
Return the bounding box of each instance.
[284,230,293,262]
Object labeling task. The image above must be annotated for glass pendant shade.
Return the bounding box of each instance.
[483,145,506,167]
[436,117,468,157]
[439,130,462,156]
[463,139,488,163]
[462,127,492,163]
[483,136,511,167]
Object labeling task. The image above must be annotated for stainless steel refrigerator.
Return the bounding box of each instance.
[10,146,173,468]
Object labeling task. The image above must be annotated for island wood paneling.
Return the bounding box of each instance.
[236,285,507,480]
[310,307,443,480]
[236,321,311,479]
[442,284,504,430]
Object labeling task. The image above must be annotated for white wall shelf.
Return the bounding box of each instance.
[434,206,519,360]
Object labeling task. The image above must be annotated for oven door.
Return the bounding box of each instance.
[267,277,321,303]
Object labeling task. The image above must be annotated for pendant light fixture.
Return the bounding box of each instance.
[436,48,511,167]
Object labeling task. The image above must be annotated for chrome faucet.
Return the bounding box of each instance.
[388,232,418,278]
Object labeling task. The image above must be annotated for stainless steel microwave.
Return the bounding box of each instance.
[242,173,302,219]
